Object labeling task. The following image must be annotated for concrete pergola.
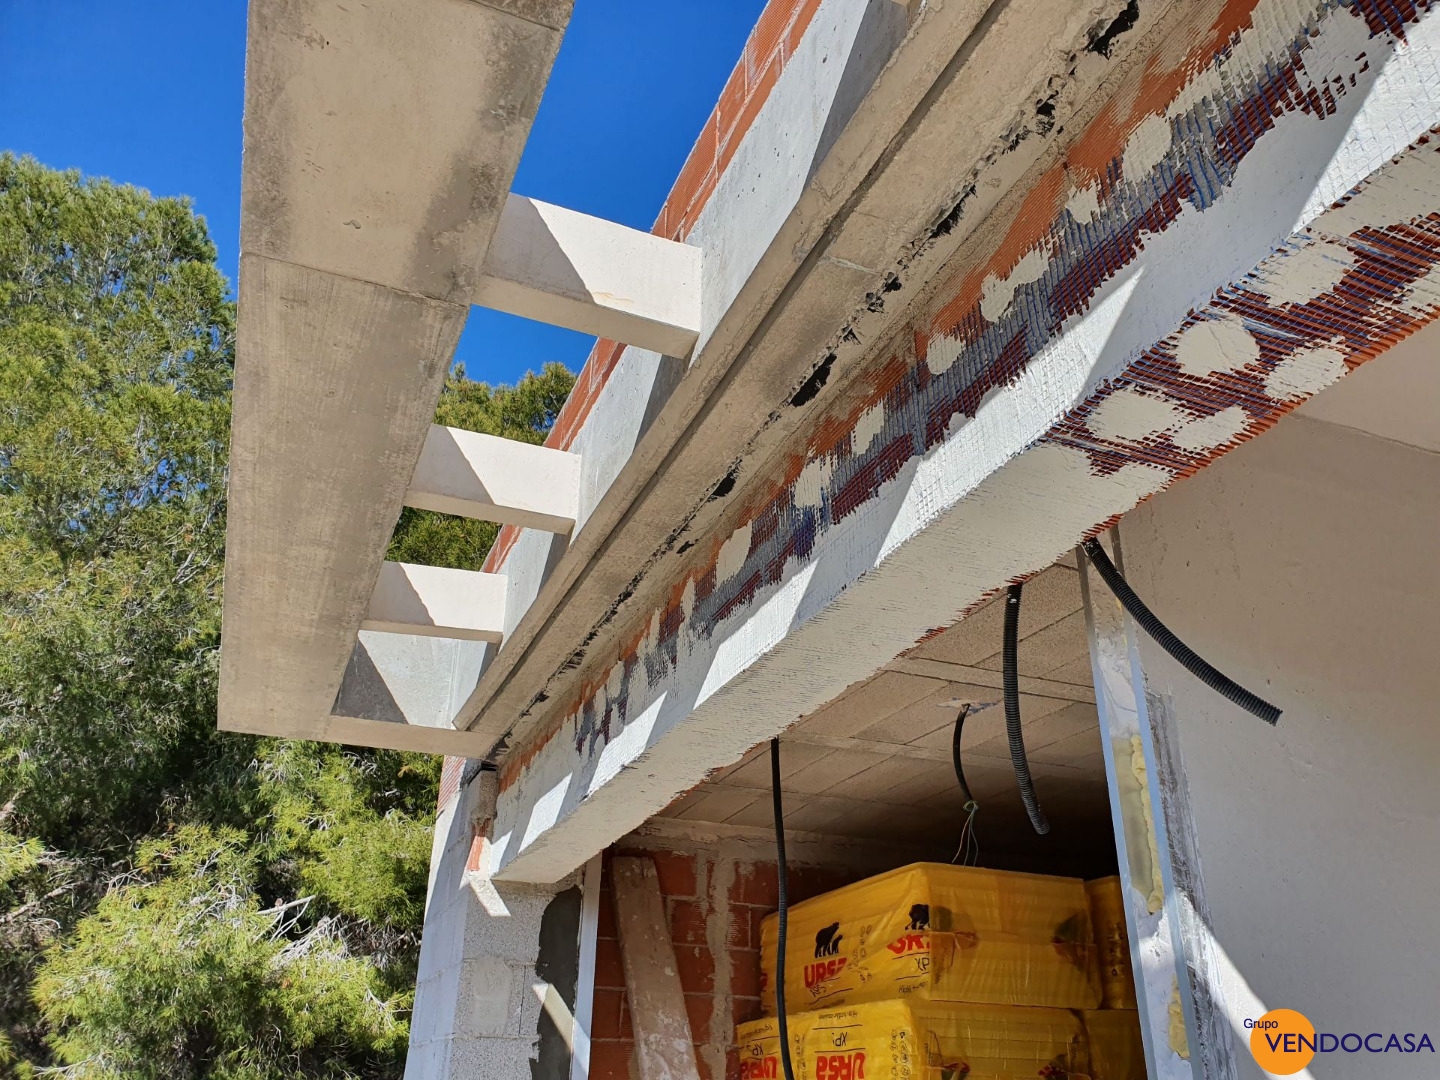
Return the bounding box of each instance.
[221,1,1440,1078]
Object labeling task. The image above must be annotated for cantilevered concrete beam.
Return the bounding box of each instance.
[218,0,569,748]
[406,425,581,534]
[475,194,703,358]
[484,0,1440,883]
[363,562,508,642]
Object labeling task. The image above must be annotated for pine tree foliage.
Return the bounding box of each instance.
[0,155,576,1077]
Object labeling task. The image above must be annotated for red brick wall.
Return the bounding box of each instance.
[590,844,856,1080]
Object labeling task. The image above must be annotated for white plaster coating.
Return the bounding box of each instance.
[1317,141,1440,236]
[1263,344,1347,400]
[852,400,888,455]
[693,0,907,351]
[925,331,966,375]
[1255,239,1355,306]
[716,521,754,584]
[979,246,1050,323]
[1290,2,1440,229]
[794,456,835,508]
[1122,112,1175,184]
[1399,263,1440,313]
[588,694,666,795]
[1088,388,1186,442]
[1171,405,1250,451]
[1172,314,1260,378]
[1066,184,1102,224]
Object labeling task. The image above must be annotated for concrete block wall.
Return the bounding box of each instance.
[590,842,858,1080]
[408,769,574,1079]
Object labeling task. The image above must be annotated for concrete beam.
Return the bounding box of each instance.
[363,562,508,642]
[453,0,1165,751]
[486,0,1440,882]
[218,0,567,746]
[406,425,581,534]
[475,194,703,358]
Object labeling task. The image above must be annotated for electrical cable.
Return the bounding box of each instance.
[770,738,797,1080]
[1004,583,1050,835]
[949,704,980,865]
[1081,538,1281,725]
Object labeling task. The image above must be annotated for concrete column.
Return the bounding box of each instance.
[408,769,579,1079]
[1080,533,1240,1080]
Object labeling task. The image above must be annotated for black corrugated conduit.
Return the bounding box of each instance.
[1004,583,1050,835]
[1081,538,1281,725]
[770,738,797,1080]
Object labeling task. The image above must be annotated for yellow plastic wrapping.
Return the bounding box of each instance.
[1083,878,1137,1010]
[760,863,1101,1014]
[1081,1011,1145,1080]
[738,999,1091,1080]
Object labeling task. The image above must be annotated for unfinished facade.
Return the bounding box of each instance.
[221,0,1440,1077]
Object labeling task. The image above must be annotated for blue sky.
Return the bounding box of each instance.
[0,0,764,386]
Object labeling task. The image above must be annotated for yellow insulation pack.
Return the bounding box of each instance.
[737,999,1091,1080]
[760,864,1101,1014]
[1081,1011,1145,1080]
[1083,878,1137,1010]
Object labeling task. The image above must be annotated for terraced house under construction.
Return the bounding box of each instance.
[220,0,1440,1077]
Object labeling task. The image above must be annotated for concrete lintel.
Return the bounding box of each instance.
[452,0,1176,748]
[475,193,703,358]
[363,562,508,643]
[486,3,1440,882]
[406,425,581,534]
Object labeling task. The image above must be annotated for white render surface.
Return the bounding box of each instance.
[363,562,509,643]
[1119,357,1440,1078]
[476,193,703,359]
[407,425,582,534]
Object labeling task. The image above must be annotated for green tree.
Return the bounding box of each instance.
[0,154,575,1076]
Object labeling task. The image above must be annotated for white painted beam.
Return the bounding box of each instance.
[475,194,702,359]
[406,425,581,534]
[362,562,508,642]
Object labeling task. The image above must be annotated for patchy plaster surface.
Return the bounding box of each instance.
[491,0,1440,880]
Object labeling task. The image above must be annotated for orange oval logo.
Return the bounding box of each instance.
[1249,1009,1316,1075]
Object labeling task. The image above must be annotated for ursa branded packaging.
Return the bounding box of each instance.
[759,863,1101,1014]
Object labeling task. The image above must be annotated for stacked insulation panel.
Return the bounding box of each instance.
[736,864,1147,1080]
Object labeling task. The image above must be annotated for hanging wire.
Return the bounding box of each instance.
[948,703,981,866]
